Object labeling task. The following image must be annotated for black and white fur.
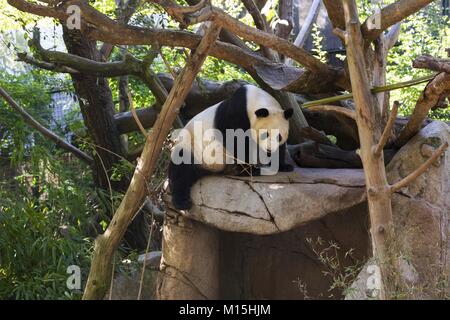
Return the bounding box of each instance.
[168,85,294,210]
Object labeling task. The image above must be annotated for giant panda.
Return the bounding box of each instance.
[168,84,294,210]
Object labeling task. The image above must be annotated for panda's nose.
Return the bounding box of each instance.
[277,134,282,142]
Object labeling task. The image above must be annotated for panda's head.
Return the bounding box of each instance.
[245,85,293,152]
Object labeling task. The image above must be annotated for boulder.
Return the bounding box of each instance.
[158,121,450,300]
[346,121,450,299]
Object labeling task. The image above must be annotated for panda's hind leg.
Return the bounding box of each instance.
[168,159,209,210]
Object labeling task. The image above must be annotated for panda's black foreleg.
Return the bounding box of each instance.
[278,143,294,172]
[168,160,210,210]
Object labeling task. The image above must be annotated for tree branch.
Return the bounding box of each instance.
[82,22,221,300]
[307,104,356,121]
[323,0,346,30]
[25,29,169,107]
[242,0,275,60]
[242,0,269,32]
[361,0,433,42]
[7,0,65,19]
[8,0,344,93]
[373,101,399,157]
[390,142,449,194]
[150,0,333,75]
[100,0,141,61]
[385,22,401,51]
[395,72,450,147]
[115,108,159,134]
[0,87,93,164]
[413,55,450,74]
[17,52,80,73]
[28,28,144,77]
[186,0,251,52]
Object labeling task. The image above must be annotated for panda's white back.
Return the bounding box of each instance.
[172,102,227,172]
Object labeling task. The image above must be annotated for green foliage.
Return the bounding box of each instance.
[0,149,93,299]
[0,72,52,163]
[0,72,94,300]
[338,0,449,121]
[386,1,450,121]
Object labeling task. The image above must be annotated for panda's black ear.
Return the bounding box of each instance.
[284,108,294,119]
[255,108,269,118]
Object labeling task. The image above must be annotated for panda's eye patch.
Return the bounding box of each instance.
[255,108,269,118]
[260,132,269,140]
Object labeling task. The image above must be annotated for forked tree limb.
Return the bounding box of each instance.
[390,142,449,194]
[242,0,275,60]
[186,0,251,53]
[242,0,270,32]
[28,28,144,77]
[326,0,431,44]
[373,101,399,157]
[333,28,348,43]
[150,0,333,75]
[82,23,221,300]
[0,87,93,164]
[6,0,263,71]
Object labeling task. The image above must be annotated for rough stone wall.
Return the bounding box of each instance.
[158,122,450,300]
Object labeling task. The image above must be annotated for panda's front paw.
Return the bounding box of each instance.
[172,197,193,210]
[279,164,294,172]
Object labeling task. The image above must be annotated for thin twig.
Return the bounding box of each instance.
[373,101,399,157]
[157,45,178,79]
[137,198,154,300]
[128,91,149,138]
[108,254,115,300]
[390,142,449,194]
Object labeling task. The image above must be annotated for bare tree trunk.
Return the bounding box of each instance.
[340,0,398,299]
[62,27,148,249]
